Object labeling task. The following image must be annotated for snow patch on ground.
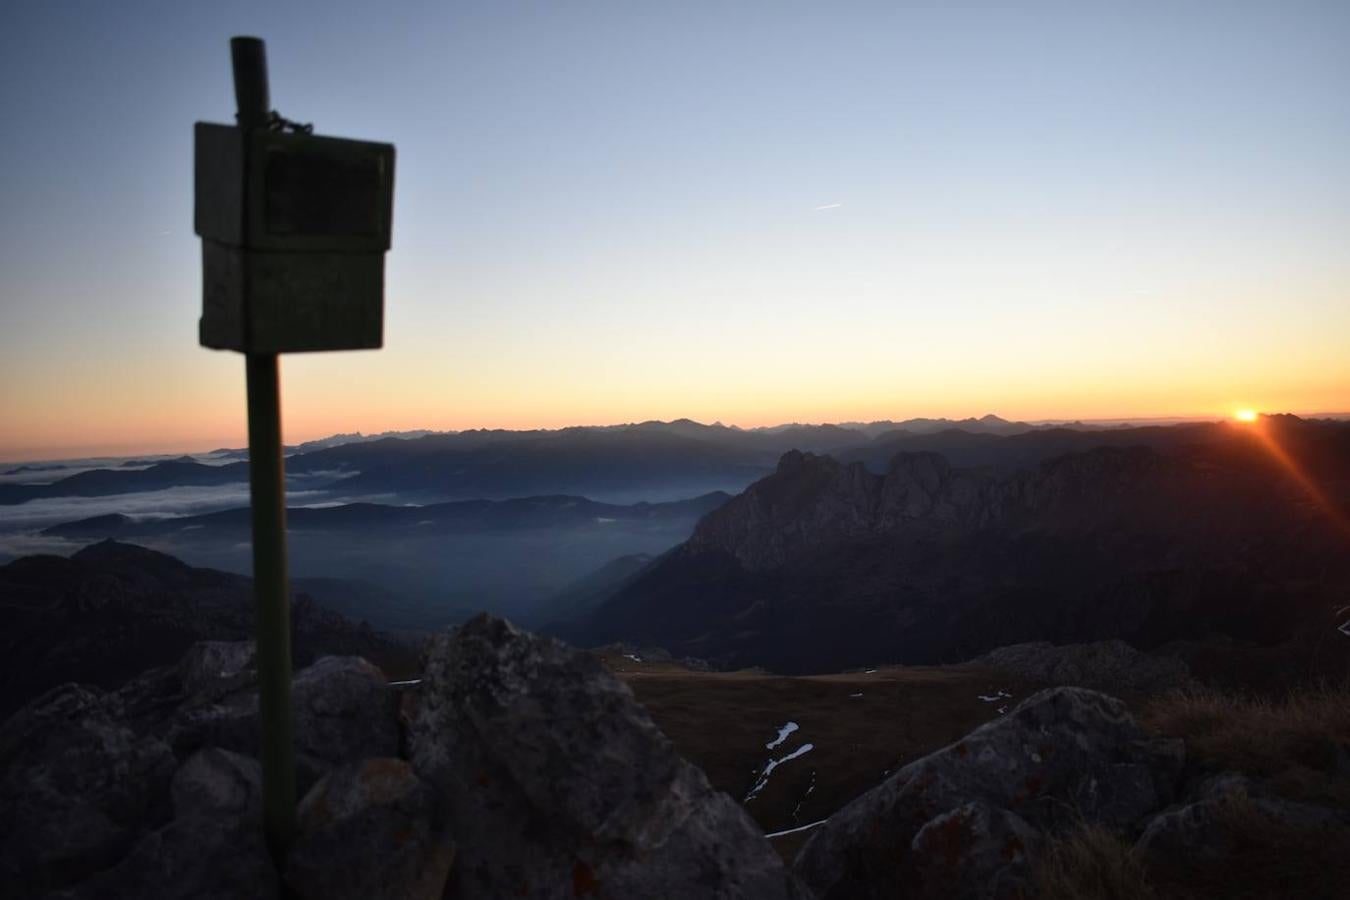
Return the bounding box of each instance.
[978,690,1012,703]
[765,818,828,839]
[766,721,799,750]
[745,742,815,802]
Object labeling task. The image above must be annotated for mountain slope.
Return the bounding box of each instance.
[565,417,1350,673]
[0,541,415,717]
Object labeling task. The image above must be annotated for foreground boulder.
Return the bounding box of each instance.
[171,747,264,820]
[13,705,278,900]
[409,614,807,899]
[286,758,455,900]
[1136,772,1350,861]
[147,652,399,794]
[793,687,1184,899]
[291,656,401,768]
[0,684,176,899]
[908,801,1039,900]
[0,644,403,899]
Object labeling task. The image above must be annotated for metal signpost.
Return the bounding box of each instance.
[193,36,395,857]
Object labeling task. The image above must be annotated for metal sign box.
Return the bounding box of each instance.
[194,123,395,353]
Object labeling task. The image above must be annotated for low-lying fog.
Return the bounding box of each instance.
[0,456,729,633]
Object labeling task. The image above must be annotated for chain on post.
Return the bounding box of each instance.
[267,111,314,134]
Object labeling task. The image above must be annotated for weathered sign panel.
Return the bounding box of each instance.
[194,124,395,352]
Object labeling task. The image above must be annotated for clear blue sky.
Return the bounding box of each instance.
[2,0,1348,458]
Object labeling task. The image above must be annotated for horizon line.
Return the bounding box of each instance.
[5,409,1349,466]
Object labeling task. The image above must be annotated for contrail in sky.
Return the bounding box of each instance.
[812,202,843,211]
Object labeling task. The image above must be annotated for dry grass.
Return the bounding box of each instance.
[611,659,1038,844]
[1142,681,1350,805]
[1147,792,1350,900]
[1033,824,1156,900]
[1036,795,1350,900]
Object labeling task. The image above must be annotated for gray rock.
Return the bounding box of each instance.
[177,640,259,700]
[53,737,275,899]
[172,747,263,820]
[909,802,1039,900]
[793,687,1184,899]
[966,639,1194,694]
[0,684,175,899]
[1137,774,1350,860]
[408,613,806,899]
[163,689,260,760]
[56,814,279,900]
[112,640,258,730]
[285,758,454,900]
[291,656,400,768]
[158,654,399,796]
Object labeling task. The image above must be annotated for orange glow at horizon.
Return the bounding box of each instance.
[2,319,1349,461]
[1235,409,1259,423]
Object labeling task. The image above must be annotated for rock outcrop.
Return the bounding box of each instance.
[1135,771,1350,862]
[0,684,176,899]
[54,744,276,899]
[408,614,807,899]
[966,639,1195,694]
[118,645,400,794]
[3,617,810,899]
[683,448,1178,572]
[0,646,404,899]
[792,686,1184,899]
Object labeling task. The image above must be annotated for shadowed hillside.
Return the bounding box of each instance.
[565,416,1350,676]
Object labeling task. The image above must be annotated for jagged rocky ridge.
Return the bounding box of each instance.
[566,440,1350,673]
[3,615,1346,899]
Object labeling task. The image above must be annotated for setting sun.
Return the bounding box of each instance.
[1235,409,1259,423]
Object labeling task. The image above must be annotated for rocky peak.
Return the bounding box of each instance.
[690,449,1002,569]
[684,444,1214,572]
[687,450,879,570]
[70,539,193,579]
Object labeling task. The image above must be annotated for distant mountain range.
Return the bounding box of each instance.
[0,414,1237,507]
[0,458,250,505]
[557,415,1350,673]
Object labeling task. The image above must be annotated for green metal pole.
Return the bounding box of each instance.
[233,36,296,859]
[245,353,296,858]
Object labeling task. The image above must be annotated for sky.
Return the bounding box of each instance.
[2,0,1348,460]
